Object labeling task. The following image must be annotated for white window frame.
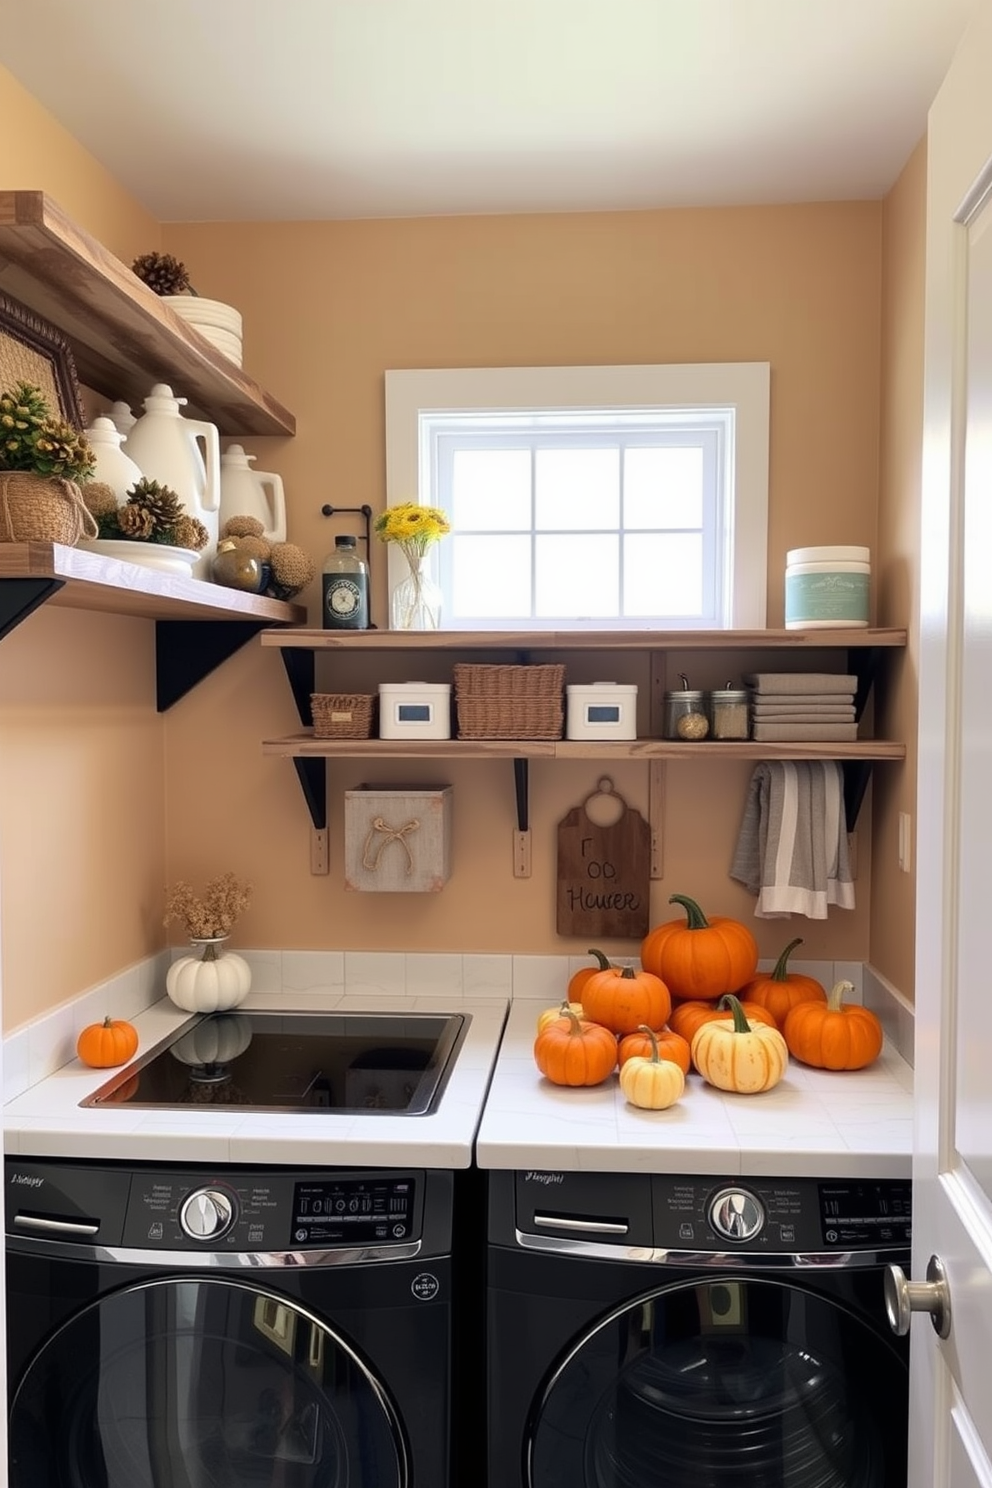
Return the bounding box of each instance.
[384,363,770,629]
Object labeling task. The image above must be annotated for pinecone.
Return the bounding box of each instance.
[124,477,183,533]
[131,251,195,297]
[30,418,95,481]
[173,514,209,551]
[118,503,155,539]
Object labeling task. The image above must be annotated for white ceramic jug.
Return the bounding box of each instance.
[83,416,144,504]
[125,383,221,578]
[219,444,287,544]
[107,401,137,442]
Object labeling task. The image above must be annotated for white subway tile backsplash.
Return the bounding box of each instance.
[463,956,513,998]
[512,956,571,1001]
[405,954,463,998]
[280,951,345,995]
[343,951,406,998]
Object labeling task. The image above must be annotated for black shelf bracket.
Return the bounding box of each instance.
[280,647,316,726]
[513,758,529,832]
[841,645,885,830]
[843,760,873,832]
[0,577,65,641]
[155,619,275,711]
[292,757,327,831]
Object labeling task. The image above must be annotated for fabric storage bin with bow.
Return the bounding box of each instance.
[344,785,452,892]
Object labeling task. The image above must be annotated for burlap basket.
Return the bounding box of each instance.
[453,662,565,739]
[311,693,376,739]
[0,472,99,544]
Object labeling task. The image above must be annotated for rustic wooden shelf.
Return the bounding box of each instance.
[0,192,295,436]
[261,735,905,763]
[0,542,305,709]
[261,626,907,653]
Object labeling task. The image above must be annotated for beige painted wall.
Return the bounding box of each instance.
[0,62,926,1033]
[0,68,166,1030]
[871,138,927,1001]
[158,204,885,971]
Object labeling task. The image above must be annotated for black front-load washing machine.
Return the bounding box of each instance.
[5,1156,482,1488]
[488,1168,911,1488]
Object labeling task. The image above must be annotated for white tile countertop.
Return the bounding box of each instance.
[4,991,510,1169]
[475,998,915,1179]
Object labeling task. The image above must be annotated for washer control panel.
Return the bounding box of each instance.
[653,1176,911,1253]
[121,1169,423,1252]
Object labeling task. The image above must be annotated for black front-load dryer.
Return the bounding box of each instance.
[5,1157,474,1488]
[488,1168,911,1488]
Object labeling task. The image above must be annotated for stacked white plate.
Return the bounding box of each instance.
[163,295,243,366]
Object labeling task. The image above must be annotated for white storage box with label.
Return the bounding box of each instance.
[344,785,452,893]
[566,683,638,740]
[378,683,452,740]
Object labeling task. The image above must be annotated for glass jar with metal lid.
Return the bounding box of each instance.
[663,675,710,741]
[709,685,750,740]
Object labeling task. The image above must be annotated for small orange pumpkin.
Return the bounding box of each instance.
[738,937,828,1029]
[640,894,759,1002]
[581,963,672,1036]
[618,1026,691,1075]
[533,1008,618,1086]
[567,948,613,1002]
[618,1027,685,1110]
[668,998,777,1048]
[76,1016,139,1069]
[783,980,884,1070]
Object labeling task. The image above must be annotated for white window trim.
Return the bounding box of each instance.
[384,363,770,629]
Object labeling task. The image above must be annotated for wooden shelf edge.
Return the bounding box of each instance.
[0,191,296,437]
[261,735,906,762]
[0,542,306,625]
[260,626,908,651]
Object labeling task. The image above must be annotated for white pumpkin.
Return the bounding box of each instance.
[171,1013,253,1066]
[166,940,251,1013]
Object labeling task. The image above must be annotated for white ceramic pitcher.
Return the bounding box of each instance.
[83,416,144,504]
[219,444,287,544]
[125,383,221,578]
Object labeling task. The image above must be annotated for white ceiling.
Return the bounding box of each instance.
[0,0,979,222]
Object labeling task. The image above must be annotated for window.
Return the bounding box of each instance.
[384,364,770,630]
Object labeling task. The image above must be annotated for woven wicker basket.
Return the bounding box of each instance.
[0,472,98,544]
[311,692,375,740]
[453,663,565,739]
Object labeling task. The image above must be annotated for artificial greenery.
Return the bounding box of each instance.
[0,381,95,482]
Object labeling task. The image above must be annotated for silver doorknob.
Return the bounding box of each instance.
[885,1255,952,1339]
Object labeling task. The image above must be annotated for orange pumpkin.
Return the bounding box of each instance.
[581,963,672,1036]
[668,998,777,1048]
[567,948,613,1002]
[76,1016,139,1069]
[738,937,827,1029]
[618,1026,691,1075]
[640,894,759,1002]
[534,1008,618,1087]
[783,980,884,1071]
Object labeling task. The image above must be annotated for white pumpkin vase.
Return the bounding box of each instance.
[166,936,251,1013]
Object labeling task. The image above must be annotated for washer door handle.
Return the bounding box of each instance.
[533,1213,629,1235]
[885,1255,952,1339]
[13,1213,100,1237]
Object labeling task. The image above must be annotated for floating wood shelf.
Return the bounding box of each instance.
[0,542,305,709]
[261,735,905,763]
[261,626,908,653]
[0,192,295,436]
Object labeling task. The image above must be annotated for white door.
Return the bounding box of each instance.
[912,0,992,1481]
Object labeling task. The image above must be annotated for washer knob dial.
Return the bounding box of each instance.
[180,1187,235,1241]
[709,1187,765,1243]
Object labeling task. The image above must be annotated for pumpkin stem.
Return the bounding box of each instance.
[668,893,709,930]
[770,937,804,981]
[716,994,752,1034]
[586,948,612,970]
[563,1008,586,1034]
[618,964,636,981]
[826,979,855,1011]
[636,1024,661,1062]
[102,1016,113,1028]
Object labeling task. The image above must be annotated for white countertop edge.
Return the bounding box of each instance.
[4,992,509,1167]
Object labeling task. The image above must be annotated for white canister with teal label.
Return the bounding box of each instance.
[785,545,870,629]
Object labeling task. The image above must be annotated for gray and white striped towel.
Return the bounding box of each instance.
[729,760,855,918]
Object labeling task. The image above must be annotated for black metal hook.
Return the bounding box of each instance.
[320,504,373,569]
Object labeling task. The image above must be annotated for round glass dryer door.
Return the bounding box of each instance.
[9,1277,408,1488]
[527,1275,907,1488]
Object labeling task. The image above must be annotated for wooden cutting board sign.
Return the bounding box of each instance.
[556,777,650,939]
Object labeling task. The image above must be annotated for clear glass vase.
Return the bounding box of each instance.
[390,549,442,630]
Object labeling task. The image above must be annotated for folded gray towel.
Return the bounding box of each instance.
[750,706,856,722]
[751,721,858,741]
[745,673,858,695]
[747,692,856,706]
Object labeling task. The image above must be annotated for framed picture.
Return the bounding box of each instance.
[0,291,85,429]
